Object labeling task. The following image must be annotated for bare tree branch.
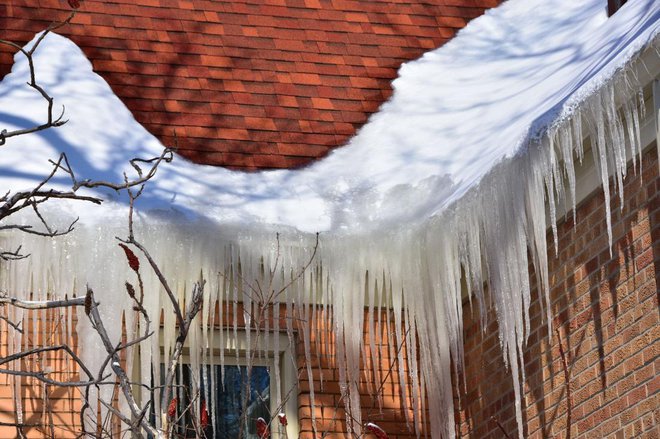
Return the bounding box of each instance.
[0,315,22,333]
[84,287,158,438]
[0,11,185,438]
[0,245,29,261]
[0,295,87,309]
[0,11,76,146]
[490,416,513,439]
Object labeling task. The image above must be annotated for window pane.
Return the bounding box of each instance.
[154,364,271,438]
[208,366,270,439]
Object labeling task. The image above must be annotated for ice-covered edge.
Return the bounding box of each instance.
[1,8,659,439]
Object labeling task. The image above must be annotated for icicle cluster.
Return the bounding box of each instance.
[0,37,656,439]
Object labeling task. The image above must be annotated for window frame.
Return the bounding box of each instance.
[145,330,298,438]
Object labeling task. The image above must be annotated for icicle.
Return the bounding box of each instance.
[406,308,422,437]
[0,41,652,439]
[384,280,396,402]
[273,297,282,410]
[361,270,373,396]
[544,134,560,254]
[591,91,615,252]
[607,85,627,210]
[634,90,644,173]
[375,274,385,410]
[263,301,270,361]
[244,275,252,371]
[313,264,326,389]
[11,304,24,429]
[218,259,227,391]
[525,149,553,339]
[233,255,239,359]
[298,273,318,437]
[367,273,379,400]
[210,361,218,439]
[558,121,577,222]
[284,269,295,370]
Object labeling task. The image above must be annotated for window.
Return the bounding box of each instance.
[152,333,297,439]
[166,364,272,439]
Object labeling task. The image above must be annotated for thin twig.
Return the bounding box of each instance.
[0,315,23,333]
[0,12,76,146]
[490,416,513,439]
[85,287,158,437]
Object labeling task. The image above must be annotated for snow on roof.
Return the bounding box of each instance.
[1,0,499,170]
[0,1,657,438]
[0,0,657,234]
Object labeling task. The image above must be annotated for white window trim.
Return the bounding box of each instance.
[145,330,299,438]
[204,331,298,439]
[553,67,659,222]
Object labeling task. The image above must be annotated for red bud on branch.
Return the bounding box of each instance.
[366,422,389,439]
[200,400,209,430]
[256,417,270,438]
[167,397,177,419]
[118,243,140,272]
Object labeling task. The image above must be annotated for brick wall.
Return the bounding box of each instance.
[296,309,424,439]
[0,308,81,439]
[0,303,423,438]
[458,148,659,438]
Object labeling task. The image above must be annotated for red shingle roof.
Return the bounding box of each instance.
[1,0,499,169]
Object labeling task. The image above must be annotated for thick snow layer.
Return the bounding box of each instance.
[0,1,655,233]
[0,0,658,438]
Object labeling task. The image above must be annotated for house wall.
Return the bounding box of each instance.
[295,309,425,438]
[0,304,424,438]
[0,4,656,439]
[0,308,82,439]
[0,145,657,439]
[457,148,659,438]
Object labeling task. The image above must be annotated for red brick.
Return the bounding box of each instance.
[459,151,659,439]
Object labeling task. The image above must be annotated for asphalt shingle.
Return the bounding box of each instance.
[1,0,499,169]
